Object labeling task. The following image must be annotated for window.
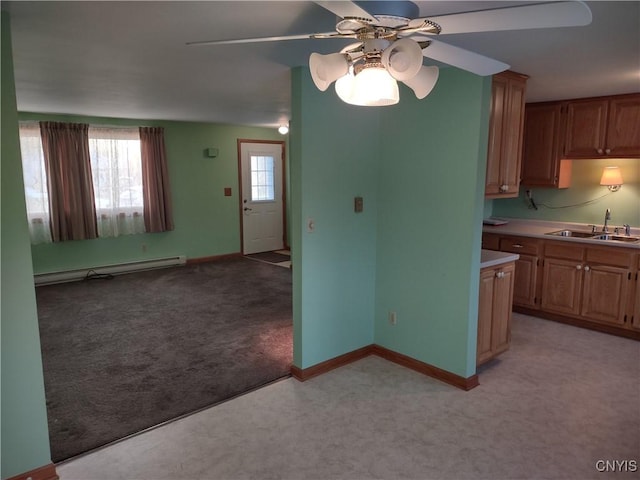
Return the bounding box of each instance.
[250,155,275,201]
[88,126,145,237]
[19,123,146,243]
[19,123,51,243]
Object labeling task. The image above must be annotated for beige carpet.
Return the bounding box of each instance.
[59,313,639,480]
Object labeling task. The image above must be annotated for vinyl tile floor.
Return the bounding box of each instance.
[58,313,639,480]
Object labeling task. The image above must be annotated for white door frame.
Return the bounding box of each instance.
[237,139,287,255]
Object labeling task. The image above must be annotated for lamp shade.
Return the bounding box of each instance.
[600,166,623,186]
[309,53,349,91]
[403,65,439,99]
[381,38,423,81]
[336,66,399,106]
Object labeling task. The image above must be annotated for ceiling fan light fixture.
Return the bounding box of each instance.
[354,66,399,106]
[335,64,399,107]
[309,52,349,91]
[381,38,424,81]
[403,65,439,99]
[335,69,356,103]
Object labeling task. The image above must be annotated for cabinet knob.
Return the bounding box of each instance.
[597,148,604,155]
[499,184,509,193]
[512,244,524,249]
[584,265,590,272]
[576,265,582,270]
[496,271,505,279]
[605,148,611,155]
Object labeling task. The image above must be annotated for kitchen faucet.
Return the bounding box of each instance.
[602,208,611,233]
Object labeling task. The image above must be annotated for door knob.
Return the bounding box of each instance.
[244,207,252,211]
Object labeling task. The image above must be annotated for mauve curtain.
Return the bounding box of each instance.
[40,121,98,241]
[139,127,174,232]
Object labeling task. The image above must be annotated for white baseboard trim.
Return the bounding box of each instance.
[34,255,186,285]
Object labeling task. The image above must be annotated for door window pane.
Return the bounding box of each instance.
[250,155,275,201]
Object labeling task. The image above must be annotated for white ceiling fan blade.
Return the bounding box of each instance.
[314,1,379,24]
[186,33,337,47]
[420,1,592,35]
[418,38,509,76]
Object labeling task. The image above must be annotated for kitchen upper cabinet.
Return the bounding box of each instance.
[477,262,515,365]
[521,102,572,188]
[606,95,640,157]
[564,93,640,158]
[564,98,609,158]
[485,71,528,198]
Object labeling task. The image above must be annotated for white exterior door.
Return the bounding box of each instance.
[240,141,284,254]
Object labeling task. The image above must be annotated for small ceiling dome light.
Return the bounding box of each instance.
[600,166,623,192]
[278,124,289,135]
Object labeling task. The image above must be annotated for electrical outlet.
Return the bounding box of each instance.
[389,311,397,326]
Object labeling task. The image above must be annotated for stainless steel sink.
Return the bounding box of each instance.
[546,230,640,243]
[546,230,596,238]
[592,234,640,243]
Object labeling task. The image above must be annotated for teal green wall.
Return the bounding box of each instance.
[374,71,491,378]
[492,157,639,226]
[292,67,491,377]
[18,113,285,274]
[291,68,379,368]
[1,12,53,478]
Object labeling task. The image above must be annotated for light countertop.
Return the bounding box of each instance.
[482,218,640,249]
[480,249,519,269]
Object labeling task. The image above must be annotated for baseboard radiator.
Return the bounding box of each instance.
[34,255,187,286]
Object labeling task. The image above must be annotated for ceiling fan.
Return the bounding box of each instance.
[187,1,592,106]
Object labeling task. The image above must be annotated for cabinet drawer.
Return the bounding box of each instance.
[544,241,584,261]
[586,247,634,268]
[482,233,500,250]
[499,236,540,255]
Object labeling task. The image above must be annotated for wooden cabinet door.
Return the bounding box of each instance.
[581,264,629,326]
[606,94,640,157]
[632,273,640,331]
[564,99,608,158]
[501,78,526,194]
[521,103,564,186]
[513,254,538,309]
[541,258,583,315]
[492,263,515,356]
[485,76,507,197]
[485,71,527,198]
[477,268,496,365]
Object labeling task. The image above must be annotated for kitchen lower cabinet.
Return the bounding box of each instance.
[498,236,541,309]
[581,263,629,326]
[482,231,639,339]
[541,257,583,316]
[541,241,635,329]
[632,258,640,331]
[477,262,515,365]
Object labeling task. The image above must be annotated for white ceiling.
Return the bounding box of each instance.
[4,1,639,128]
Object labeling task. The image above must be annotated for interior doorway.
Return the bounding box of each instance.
[238,140,286,255]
